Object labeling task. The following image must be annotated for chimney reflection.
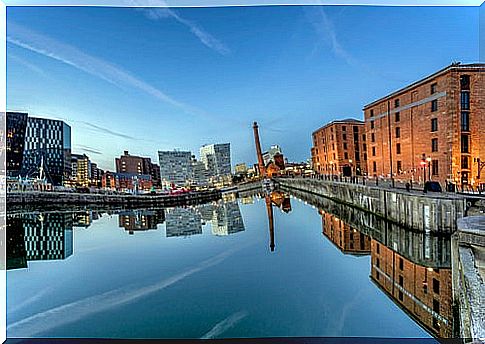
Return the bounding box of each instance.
[263,190,292,252]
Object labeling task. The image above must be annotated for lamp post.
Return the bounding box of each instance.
[476,157,485,179]
[420,154,427,183]
[426,156,432,181]
[349,159,353,183]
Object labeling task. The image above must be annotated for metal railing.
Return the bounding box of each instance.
[277,173,485,196]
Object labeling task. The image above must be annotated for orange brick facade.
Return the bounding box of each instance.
[320,210,371,255]
[364,64,485,187]
[370,240,453,337]
[311,119,367,176]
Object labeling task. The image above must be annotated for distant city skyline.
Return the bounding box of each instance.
[6,5,480,170]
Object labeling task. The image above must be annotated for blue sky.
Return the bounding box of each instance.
[6,5,480,170]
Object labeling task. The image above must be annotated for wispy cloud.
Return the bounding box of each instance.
[7,21,201,116]
[131,0,229,55]
[79,121,138,140]
[73,144,103,155]
[200,310,248,339]
[8,53,48,77]
[304,6,356,66]
[7,248,238,337]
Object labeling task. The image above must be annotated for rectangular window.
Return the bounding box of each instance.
[432,138,438,152]
[343,142,348,150]
[370,109,374,117]
[432,160,439,176]
[431,83,437,94]
[395,112,400,122]
[394,99,400,108]
[461,156,469,169]
[343,134,347,141]
[461,91,470,110]
[431,99,438,112]
[399,275,404,286]
[364,153,367,161]
[433,278,440,294]
[461,135,469,153]
[372,147,376,156]
[395,127,400,138]
[397,160,402,173]
[461,112,470,132]
[371,133,375,143]
[460,75,470,90]
[344,152,348,159]
[431,118,438,132]
[342,126,346,132]
[353,126,359,133]
[373,161,377,172]
[363,144,367,151]
[370,121,374,129]
[399,258,404,270]
[396,143,401,155]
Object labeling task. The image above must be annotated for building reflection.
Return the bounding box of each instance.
[165,207,202,237]
[72,210,100,228]
[320,210,371,255]
[119,209,165,235]
[169,199,245,237]
[6,213,74,270]
[315,200,453,338]
[211,201,245,236]
[370,239,453,338]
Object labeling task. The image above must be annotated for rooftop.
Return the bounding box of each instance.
[312,118,364,135]
[364,63,485,109]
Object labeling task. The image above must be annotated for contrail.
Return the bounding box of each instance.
[7,249,238,337]
[200,311,248,339]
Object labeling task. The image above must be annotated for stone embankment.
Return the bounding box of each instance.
[452,216,485,342]
[276,177,465,233]
[7,189,222,208]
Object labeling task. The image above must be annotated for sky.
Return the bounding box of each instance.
[6,4,481,171]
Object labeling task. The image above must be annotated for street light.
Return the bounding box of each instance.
[349,159,353,182]
[426,157,432,181]
[420,154,427,183]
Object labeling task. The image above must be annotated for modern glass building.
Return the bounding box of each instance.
[6,112,28,177]
[158,150,192,187]
[22,117,72,185]
[199,143,232,179]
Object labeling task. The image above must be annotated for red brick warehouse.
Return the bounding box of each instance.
[363,63,485,188]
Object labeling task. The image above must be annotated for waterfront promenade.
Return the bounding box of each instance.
[275,176,466,233]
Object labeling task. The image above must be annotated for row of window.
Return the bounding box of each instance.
[371,159,439,175]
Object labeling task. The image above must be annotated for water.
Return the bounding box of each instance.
[6,190,452,340]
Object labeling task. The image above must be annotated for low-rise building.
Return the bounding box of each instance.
[311,118,367,176]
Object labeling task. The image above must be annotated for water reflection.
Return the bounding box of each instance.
[6,188,453,339]
[320,210,371,255]
[6,196,246,268]
[165,207,203,237]
[370,240,453,338]
[315,205,453,338]
[7,213,73,270]
[119,209,165,234]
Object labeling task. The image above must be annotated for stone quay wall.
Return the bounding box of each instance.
[276,177,465,233]
[7,190,222,208]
